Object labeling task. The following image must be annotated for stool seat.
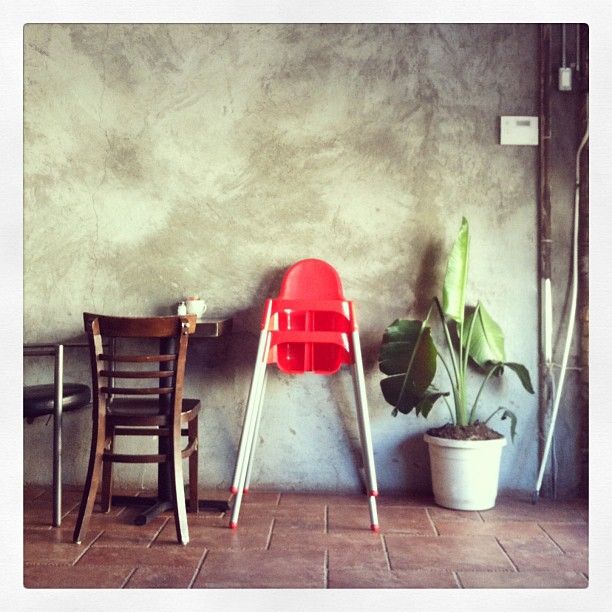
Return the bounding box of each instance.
[24,383,91,419]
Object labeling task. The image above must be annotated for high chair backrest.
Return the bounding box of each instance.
[83,313,197,419]
[278,258,345,300]
[264,260,357,375]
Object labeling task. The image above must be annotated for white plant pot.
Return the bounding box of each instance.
[424,433,507,511]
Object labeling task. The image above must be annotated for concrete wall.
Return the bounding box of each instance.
[23,24,582,497]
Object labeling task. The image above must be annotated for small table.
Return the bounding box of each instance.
[111,315,233,524]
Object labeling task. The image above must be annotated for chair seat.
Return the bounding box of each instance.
[23,383,91,419]
[108,398,200,417]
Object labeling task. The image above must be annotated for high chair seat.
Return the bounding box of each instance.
[229,258,380,532]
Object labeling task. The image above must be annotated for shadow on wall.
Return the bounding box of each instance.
[355,237,444,374]
[396,432,433,493]
[411,238,444,319]
[327,372,369,491]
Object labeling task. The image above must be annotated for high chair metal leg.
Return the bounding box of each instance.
[351,365,372,490]
[230,329,270,494]
[351,330,379,532]
[244,370,268,493]
[230,356,268,529]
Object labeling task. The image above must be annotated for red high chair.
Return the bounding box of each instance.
[229,259,379,531]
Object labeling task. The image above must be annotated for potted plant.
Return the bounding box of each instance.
[378,217,534,510]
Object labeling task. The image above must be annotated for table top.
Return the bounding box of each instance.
[24,316,233,347]
[192,316,233,338]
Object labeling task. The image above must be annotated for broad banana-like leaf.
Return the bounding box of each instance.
[378,319,439,414]
[464,302,506,367]
[379,320,437,391]
[442,217,469,324]
[381,374,447,416]
[504,362,535,394]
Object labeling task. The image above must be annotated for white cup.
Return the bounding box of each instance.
[185,298,207,319]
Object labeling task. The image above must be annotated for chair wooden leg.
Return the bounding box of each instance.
[100,423,114,513]
[188,417,198,514]
[169,422,189,545]
[73,416,106,544]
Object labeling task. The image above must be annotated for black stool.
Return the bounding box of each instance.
[24,344,91,526]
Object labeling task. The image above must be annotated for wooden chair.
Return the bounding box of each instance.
[73,313,200,545]
[24,343,91,527]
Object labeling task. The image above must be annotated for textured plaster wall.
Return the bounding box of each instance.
[23,24,581,496]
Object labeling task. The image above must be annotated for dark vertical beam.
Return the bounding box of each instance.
[537,23,552,495]
[538,24,552,282]
[577,23,589,497]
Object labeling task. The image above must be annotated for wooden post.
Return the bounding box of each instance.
[537,23,552,495]
[577,23,589,497]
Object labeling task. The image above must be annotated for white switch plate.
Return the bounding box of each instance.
[500,116,539,146]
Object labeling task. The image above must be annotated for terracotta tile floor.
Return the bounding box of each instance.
[23,485,588,589]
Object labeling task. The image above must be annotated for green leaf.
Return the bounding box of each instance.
[380,374,422,415]
[415,391,450,417]
[379,320,437,397]
[381,375,448,417]
[464,302,506,367]
[442,217,469,324]
[500,408,518,442]
[504,362,535,394]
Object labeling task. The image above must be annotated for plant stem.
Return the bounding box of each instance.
[433,297,463,424]
[436,352,460,423]
[437,351,454,390]
[469,363,502,423]
[433,298,460,387]
[484,406,504,424]
[442,394,456,424]
[463,302,481,378]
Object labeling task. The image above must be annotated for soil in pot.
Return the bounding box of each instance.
[426,422,503,441]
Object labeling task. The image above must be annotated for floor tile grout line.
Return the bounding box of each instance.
[381,534,392,571]
[120,567,139,588]
[266,518,275,550]
[536,523,567,554]
[71,529,105,565]
[188,549,209,589]
[453,570,464,588]
[425,508,440,536]
[147,516,171,548]
[494,537,520,572]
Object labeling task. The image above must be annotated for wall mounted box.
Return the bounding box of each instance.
[500,116,539,146]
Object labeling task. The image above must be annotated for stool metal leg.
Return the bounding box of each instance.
[52,344,64,528]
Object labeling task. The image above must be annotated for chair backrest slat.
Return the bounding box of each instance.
[83,313,196,418]
[98,353,176,363]
[100,386,174,395]
[99,369,175,379]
